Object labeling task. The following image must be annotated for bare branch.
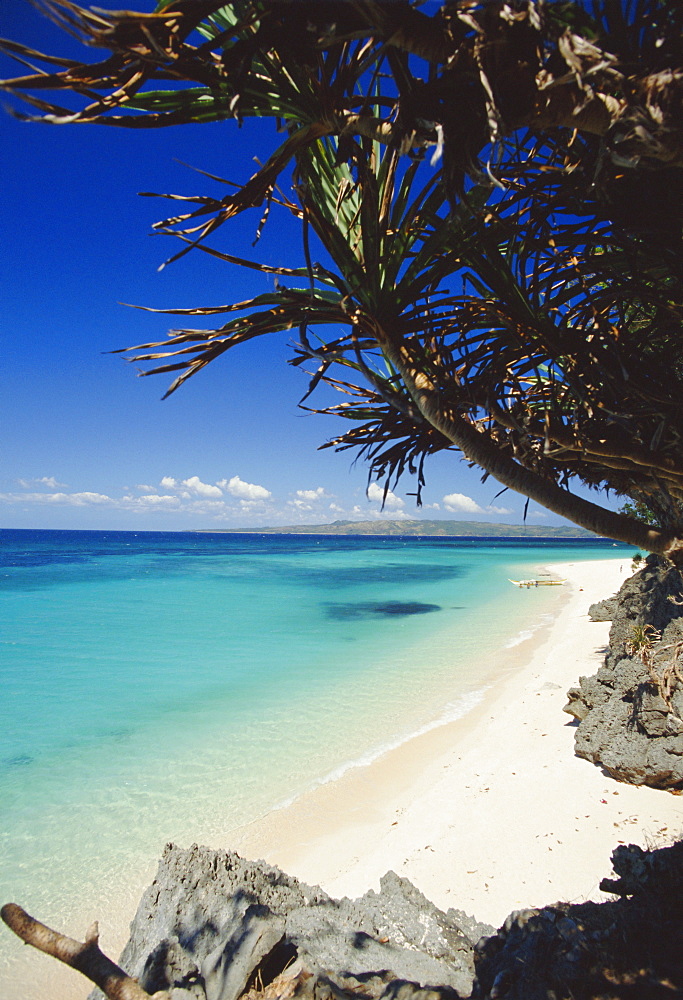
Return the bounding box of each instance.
[1,903,166,1000]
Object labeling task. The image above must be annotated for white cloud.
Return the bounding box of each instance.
[195,499,230,513]
[133,494,180,506]
[369,507,413,521]
[367,482,404,508]
[1,491,113,507]
[423,502,441,510]
[17,476,67,489]
[182,476,223,498]
[125,494,229,516]
[442,492,484,514]
[288,499,313,510]
[442,492,513,516]
[0,486,270,523]
[220,475,272,501]
[160,476,178,489]
[74,492,111,504]
[295,487,329,502]
[1,492,36,503]
[135,484,157,493]
[42,491,112,506]
[329,503,344,513]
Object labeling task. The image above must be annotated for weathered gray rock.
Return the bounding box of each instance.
[564,555,683,788]
[587,595,618,622]
[83,836,683,1000]
[90,845,491,1000]
[201,906,286,1000]
[473,838,683,999]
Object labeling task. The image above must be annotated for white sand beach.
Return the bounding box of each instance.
[231,557,683,927]
[7,556,683,1000]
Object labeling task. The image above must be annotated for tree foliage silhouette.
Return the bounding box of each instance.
[2,0,682,556]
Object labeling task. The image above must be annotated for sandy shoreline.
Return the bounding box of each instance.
[230,557,683,927]
[6,556,683,1000]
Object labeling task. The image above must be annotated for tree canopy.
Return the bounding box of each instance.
[2,0,682,557]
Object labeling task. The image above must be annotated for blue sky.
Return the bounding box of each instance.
[1,2,615,531]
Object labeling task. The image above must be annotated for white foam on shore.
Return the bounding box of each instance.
[270,686,490,814]
[504,613,555,648]
[232,557,683,932]
[267,577,567,816]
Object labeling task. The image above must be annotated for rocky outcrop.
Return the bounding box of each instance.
[90,844,492,1000]
[91,839,683,1000]
[564,555,683,788]
[586,595,618,622]
[473,839,683,998]
[80,561,683,1000]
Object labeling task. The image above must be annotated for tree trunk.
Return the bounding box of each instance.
[381,340,681,561]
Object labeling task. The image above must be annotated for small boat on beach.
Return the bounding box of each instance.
[509,578,566,588]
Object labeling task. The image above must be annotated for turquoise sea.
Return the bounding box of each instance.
[0,529,630,994]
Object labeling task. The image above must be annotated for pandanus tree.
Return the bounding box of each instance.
[2,0,683,562]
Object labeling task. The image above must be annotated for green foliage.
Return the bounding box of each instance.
[621,501,661,527]
[626,623,661,658]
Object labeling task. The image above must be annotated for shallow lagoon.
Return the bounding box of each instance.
[0,529,630,994]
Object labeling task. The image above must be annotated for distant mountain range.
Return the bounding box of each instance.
[208,519,596,537]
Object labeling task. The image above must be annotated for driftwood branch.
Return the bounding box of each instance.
[1,903,166,1000]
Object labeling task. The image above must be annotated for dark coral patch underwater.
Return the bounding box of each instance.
[324,601,442,620]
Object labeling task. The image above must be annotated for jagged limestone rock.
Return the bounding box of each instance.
[564,555,683,788]
[89,845,490,1000]
[587,595,618,622]
[85,836,683,1000]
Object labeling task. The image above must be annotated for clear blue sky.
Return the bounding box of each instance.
[0,2,616,531]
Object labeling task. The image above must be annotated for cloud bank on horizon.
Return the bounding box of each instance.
[0,471,530,530]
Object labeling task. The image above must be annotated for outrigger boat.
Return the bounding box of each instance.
[509,578,566,588]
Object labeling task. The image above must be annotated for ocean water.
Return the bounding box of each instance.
[0,529,629,993]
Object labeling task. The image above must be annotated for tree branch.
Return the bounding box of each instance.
[376,336,679,558]
[1,903,164,1000]
[479,402,683,488]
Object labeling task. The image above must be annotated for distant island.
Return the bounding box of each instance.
[200,519,597,537]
